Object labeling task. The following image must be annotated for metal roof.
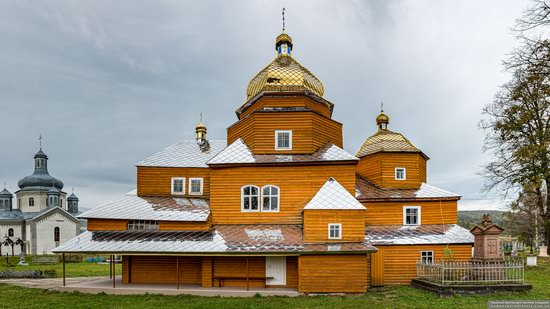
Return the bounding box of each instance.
[364,224,474,245]
[207,139,358,165]
[304,177,366,210]
[53,224,377,254]
[356,129,428,159]
[355,176,460,200]
[137,140,227,168]
[78,190,210,222]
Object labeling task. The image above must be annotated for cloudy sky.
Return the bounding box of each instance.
[0,0,529,211]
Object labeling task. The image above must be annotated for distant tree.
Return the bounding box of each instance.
[504,187,543,254]
[480,0,550,255]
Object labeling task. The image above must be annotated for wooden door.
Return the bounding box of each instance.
[370,248,385,286]
[266,256,286,286]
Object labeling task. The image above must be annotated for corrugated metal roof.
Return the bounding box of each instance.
[355,176,460,200]
[364,224,473,245]
[356,129,428,159]
[78,191,210,222]
[53,224,377,254]
[207,139,357,165]
[304,177,366,210]
[137,140,227,168]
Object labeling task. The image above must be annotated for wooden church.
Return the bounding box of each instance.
[54,31,474,293]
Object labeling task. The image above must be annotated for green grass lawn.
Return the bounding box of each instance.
[0,256,121,277]
[0,257,548,308]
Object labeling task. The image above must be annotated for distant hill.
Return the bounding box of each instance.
[458,210,507,231]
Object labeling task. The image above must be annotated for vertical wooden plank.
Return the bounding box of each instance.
[176,257,180,289]
[128,256,132,283]
[246,258,250,291]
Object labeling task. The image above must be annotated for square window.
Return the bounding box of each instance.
[275,130,292,150]
[328,223,342,239]
[395,168,406,180]
[189,178,203,195]
[171,177,185,195]
[403,206,421,225]
[421,250,434,264]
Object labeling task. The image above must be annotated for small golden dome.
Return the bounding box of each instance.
[376,112,390,128]
[246,33,324,100]
[276,33,293,47]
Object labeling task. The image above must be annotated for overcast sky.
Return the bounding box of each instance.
[0,0,529,211]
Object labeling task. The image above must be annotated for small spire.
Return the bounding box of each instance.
[39,135,42,150]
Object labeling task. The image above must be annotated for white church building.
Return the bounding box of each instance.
[0,147,80,255]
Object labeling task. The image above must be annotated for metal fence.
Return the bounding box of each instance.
[416,260,525,285]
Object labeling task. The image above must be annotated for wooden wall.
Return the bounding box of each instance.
[209,164,357,224]
[227,111,343,154]
[286,256,299,288]
[212,257,266,288]
[239,96,332,119]
[121,256,202,285]
[137,167,210,197]
[362,200,458,225]
[86,219,211,231]
[357,153,427,189]
[303,209,366,243]
[298,255,368,293]
[377,244,472,285]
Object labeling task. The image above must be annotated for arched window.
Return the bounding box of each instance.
[29,197,34,207]
[241,185,259,212]
[261,185,279,212]
[8,228,14,237]
[54,227,60,242]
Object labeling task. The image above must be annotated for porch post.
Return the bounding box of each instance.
[128,256,132,283]
[112,255,116,288]
[246,257,250,291]
[109,254,112,279]
[62,253,66,287]
[176,257,180,289]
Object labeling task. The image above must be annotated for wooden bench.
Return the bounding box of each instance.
[212,276,274,290]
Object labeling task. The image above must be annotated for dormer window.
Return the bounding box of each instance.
[395,167,406,180]
[171,177,185,195]
[128,220,159,230]
[275,130,292,150]
[189,178,203,195]
[403,206,421,226]
[328,223,342,240]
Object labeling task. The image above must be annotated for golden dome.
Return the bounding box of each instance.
[376,112,390,127]
[356,129,426,159]
[245,33,324,100]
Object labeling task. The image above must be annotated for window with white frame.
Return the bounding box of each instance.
[171,177,185,195]
[188,178,203,195]
[261,185,279,212]
[127,220,160,230]
[241,185,260,211]
[395,167,406,180]
[403,206,421,225]
[275,130,292,150]
[328,223,342,239]
[421,250,434,264]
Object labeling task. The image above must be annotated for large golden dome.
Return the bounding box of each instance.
[245,33,324,100]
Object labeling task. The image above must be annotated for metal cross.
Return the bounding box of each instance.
[39,135,42,149]
[200,112,203,123]
[282,7,285,32]
[380,101,384,113]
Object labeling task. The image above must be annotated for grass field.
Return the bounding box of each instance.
[0,257,548,308]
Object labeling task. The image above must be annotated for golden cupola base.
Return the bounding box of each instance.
[245,33,324,101]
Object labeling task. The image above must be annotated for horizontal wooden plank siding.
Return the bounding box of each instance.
[201,257,212,287]
[357,153,427,189]
[299,255,368,293]
[380,244,472,285]
[362,200,458,225]
[210,164,356,224]
[228,111,342,155]
[159,220,211,231]
[303,209,366,242]
[87,219,128,231]
[239,96,332,119]
[122,256,202,285]
[137,166,210,197]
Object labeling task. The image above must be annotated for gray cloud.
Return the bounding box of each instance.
[0,0,528,210]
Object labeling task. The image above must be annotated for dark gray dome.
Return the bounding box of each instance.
[18,170,64,190]
[18,148,63,191]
